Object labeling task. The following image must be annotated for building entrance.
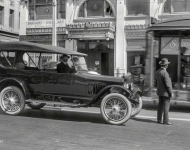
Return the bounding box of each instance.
[77,40,114,76]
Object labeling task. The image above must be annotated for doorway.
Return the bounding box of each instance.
[101,53,109,75]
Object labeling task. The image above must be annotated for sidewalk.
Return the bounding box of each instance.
[142,96,190,111]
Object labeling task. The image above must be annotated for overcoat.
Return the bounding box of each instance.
[155,68,172,97]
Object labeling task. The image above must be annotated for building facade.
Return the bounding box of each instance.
[19,0,190,77]
[0,0,20,42]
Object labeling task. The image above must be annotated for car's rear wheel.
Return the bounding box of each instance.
[0,86,25,115]
[131,94,142,117]
[27,102,46,109]
[100,93,132,125]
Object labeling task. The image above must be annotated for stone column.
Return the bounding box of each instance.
[19,1,28,36]
[114,0,126,77]
[65,0,75,51]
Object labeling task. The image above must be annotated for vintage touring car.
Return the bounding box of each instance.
[0,41,142,125]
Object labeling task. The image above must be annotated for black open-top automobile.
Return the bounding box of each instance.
[0,41,142,125]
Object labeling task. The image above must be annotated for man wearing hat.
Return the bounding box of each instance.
[57,54,75,73]
[155,58,173,125]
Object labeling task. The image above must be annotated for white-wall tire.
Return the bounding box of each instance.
[100,93,132,125]
[0,86,25,115]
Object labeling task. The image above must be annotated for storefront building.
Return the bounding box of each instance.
[0,0,20,42]
[19,0,190,77]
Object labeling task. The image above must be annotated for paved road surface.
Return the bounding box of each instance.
[0,102,189,150]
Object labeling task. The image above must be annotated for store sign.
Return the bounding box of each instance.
[161,38,190,54]
[26,19,66,28]
[67,22,115,29]
[20,35,68,41]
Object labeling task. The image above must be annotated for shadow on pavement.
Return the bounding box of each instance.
[130,117,157,124]
[17,108,108,125]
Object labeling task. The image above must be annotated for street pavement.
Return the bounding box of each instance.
[0,100,189,150]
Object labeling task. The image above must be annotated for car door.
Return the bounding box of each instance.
[41,71,74,96]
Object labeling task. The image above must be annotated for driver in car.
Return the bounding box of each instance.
[57,54,76,73]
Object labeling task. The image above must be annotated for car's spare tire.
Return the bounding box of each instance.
[0,86,25,115]
[100,93,132,125]
[27,102,46,109]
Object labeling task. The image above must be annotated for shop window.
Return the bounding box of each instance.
[9,9,14,28]
[127,0,149,16]
[0,6,4,25]
[163,0,190,14]
[78,0,113,18]
[58,40,65,48]
[29,0,66,20]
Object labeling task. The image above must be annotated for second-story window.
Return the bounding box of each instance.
[78,0,113,18]
[0,6,4,25]
[29,0,66,20]
[127,0,149,16]
[163,0,190,14]
[9,9,14,28]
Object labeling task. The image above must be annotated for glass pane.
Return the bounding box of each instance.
[36,5,53,19]
[29,6,34,20]
[9,10,14,28]
[163,0,170,13]
[173,0,190,12]
[87,0,104,17]
[127,0,149,16]
[58,0,65,19]
[0,6,3,25]
[78,3,84,17]
[105,2,113,17]
[72,56,88,71]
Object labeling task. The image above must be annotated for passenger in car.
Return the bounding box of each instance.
[72,56,81,70]
[15,51,25,70]
[57,54,75,73]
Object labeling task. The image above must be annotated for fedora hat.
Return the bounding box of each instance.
[159,58,170,65]
[60,54,70,59]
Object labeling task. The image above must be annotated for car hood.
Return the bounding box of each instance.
[75,72,124,85]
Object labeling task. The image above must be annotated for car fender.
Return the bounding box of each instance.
[0,78,30,99]
[88,85,133,105]
[132,84,142,96]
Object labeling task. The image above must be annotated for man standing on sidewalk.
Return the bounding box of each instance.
[155,58,173,125]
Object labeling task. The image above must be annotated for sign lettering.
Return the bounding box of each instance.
[27,19,66,28]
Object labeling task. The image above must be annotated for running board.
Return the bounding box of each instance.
[25,99,86,108]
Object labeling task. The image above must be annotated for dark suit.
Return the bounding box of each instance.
[57,62,72,73]
[155,67,173,123]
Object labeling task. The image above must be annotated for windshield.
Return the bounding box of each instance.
[72,56,88,71]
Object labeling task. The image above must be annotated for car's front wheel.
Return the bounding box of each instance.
[27,102,46,109]
[0,86,25,115]
[100,93,132,125]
